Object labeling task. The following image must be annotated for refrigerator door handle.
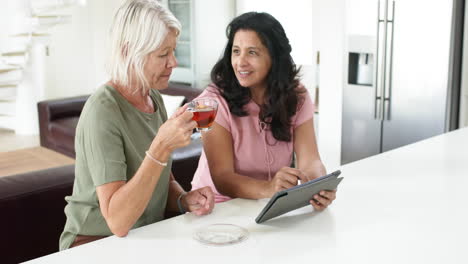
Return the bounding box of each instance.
[378,0,389,121]
[375,0,383,120]
[384,0,395,121]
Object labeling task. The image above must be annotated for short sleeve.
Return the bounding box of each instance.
[293,90,315,129]
[78,103,127,187]
[197,85,231,133]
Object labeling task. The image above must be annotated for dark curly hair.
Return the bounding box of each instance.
[210,12,305,142]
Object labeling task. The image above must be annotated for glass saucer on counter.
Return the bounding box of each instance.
[193,223,249,246]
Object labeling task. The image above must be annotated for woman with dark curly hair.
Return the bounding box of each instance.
[191,12,336,210]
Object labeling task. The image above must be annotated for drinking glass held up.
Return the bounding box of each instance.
[187,98,218,132]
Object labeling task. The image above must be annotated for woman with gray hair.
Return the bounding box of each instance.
[59,0,214,250]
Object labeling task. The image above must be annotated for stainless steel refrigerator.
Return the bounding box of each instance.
[341,0,463,165]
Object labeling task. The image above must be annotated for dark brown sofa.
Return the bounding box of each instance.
[0,165,75,264]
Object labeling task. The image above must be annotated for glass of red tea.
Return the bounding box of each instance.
[187,98,218,132]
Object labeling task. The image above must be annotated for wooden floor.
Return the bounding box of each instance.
[0,146,74,177]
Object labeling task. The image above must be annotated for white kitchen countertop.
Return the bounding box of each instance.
[27,127,468,264]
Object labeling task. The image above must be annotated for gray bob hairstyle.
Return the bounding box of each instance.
[107,0,181,95]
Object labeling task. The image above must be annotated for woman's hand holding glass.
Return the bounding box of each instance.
[148,105,197,158]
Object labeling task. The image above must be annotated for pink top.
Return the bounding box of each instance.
[191,85,315,203]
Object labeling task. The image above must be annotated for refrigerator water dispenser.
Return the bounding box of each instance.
[348,52,374,86]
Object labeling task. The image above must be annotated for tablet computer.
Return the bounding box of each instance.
[255,170,343,224]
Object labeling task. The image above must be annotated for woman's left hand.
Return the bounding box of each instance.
[310,190,337,211]
[182,186,215,216]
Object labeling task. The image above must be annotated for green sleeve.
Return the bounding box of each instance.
[79,102,127,186]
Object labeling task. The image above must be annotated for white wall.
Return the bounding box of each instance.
[313,0,345,170]
[88,0,122,87]
[45,5,95,99]
[45,0,121,99]
[193,0,236,89]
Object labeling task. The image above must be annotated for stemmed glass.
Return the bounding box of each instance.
[187,98,218,132]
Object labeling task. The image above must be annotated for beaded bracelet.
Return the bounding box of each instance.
[145,151,167,167]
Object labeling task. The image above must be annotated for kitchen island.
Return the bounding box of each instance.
[28,127,468,264]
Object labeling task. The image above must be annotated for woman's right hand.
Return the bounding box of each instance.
[148,106,197,158]
[268,167,308,196]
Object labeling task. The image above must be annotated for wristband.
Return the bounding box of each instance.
[177,192,187,214]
